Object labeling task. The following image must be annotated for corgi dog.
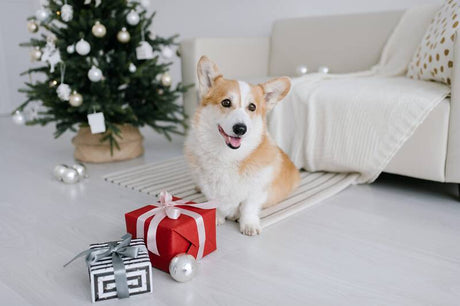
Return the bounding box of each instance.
[185,56,300,236]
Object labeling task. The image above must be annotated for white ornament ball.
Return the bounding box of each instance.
[61,4,73,22]
[72,163,87,179]
[161,46,174,59]
[169,254,197,282]
[30,47,42,61]
[27,20,39,33]
[35,8,49,22]
[76,39,91,56]
[318,66,329,74]
[62,167,79,184]
[117,27,131,44]
[12,110,26,125]
[88,65,103,82]
[53,164,68,181]
[126,10,140,26]
[69,91,83,107]
[56,83,71,101]
[161,73,172,87]
[129,63,137,73]
[296,65,308,76]
[66,44,75,54]
[92,21,107,38]
[140,0,150,9]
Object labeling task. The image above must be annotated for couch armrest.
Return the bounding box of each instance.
[180,37,270,119]
[446,35,460,182]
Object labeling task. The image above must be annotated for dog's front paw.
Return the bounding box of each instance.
[216,214,226,226]
[239,217,261,236]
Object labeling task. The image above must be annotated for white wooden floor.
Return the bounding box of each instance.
[1,118,460,306]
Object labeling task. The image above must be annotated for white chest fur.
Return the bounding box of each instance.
[185,129,274,216]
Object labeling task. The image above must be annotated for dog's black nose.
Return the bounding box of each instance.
[232,123,247,136]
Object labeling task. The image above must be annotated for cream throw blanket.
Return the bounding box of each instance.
[268,4,451,184]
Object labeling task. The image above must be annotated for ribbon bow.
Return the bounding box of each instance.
[64,234,141,299]
[136,190,216,259]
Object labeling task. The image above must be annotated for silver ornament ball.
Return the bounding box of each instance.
[35,8,49,22]
[12,111,26,125]
[72,163,87,179]
[88,65,103,82]
[30,47,42,62]
[169,254,197,282]
[92,21,107,38]
[27,20,39,33]
[161,46,174,59]
[129,63,137,73]
[69,91,83,107]
[161,73,172,87]
[66,44,75,54]
[318,66,329,74]
[117,27,131,44]
[140,0,150,8]
[296,65,308,76]
[76,38,91,56]
[53,164,69,181]
[126,10,140,26]
[61,167,79,184]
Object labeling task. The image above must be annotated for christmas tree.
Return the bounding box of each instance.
[16,0,188,152]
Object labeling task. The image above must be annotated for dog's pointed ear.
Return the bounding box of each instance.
[260,77,291,111]
[197,56,221,98]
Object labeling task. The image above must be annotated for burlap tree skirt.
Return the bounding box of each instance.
[72,125,144,163]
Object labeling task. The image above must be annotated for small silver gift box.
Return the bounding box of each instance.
[88,238,152,302]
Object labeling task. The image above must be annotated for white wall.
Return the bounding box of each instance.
[149,0,440,87]
[0,0,39,114]
[0,0,440,113]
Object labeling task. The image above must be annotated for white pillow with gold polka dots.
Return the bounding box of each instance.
[407,0,460,85]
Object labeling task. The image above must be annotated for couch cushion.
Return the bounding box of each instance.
[269,11,403,77]
[407,0,460,84]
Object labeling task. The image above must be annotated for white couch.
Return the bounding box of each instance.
[180,10,460,186]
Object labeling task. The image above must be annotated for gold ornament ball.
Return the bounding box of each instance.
[30,47,42,62]
[27,20,39,33]
[69,91,83,107]
[161,73,172,87]
[117,27,131,43]
[92,21,106,38]
[49,80,58,87]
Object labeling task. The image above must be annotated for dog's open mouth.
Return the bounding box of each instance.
[218,125,242,149]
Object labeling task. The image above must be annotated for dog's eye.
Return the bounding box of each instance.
[221,99,232,108]
[248,103,256,112]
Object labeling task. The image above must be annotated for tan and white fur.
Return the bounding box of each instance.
[185,56,300,236]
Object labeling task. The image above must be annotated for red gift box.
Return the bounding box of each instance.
[125,192,217,272]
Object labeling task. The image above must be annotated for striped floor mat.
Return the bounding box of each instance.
[103,156,358,228]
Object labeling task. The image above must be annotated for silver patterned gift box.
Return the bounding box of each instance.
[87,237,153,302]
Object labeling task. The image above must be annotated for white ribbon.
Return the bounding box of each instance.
[136,190,216,260]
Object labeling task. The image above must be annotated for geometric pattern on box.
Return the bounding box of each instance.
[88,238,152,303]
[104,156,357,229]
[407,0,460,85]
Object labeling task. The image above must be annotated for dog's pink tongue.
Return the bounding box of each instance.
[228,136,242,148]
